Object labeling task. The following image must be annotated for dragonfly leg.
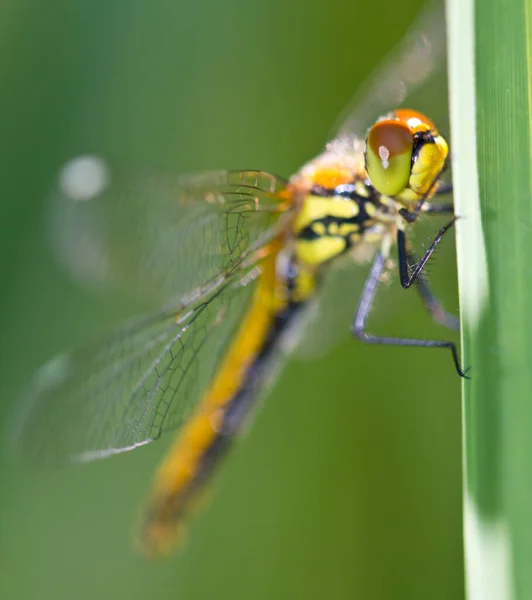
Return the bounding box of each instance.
[417,182,453,213]
[400,182,454,220]
[409,257,460,332]
[351,252,469,378]
[424,202,454,214]
[397,218,457,289]
[399,231,460,332]
[434,181,453,195]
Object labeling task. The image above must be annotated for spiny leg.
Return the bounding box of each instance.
[404,185,458,293]
[351,252,468,378]
[409,253,460,332]
[397,217,457,289]
[399,229,460,332]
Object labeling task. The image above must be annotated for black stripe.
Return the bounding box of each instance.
[171,299,306,514]
[412,130,436,165]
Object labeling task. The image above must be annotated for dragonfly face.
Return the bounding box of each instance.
[290,109,448,268]
[366,108,449,201]
[13,2,463,557]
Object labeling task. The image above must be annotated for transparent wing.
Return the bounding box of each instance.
[51,156,288,308]
[15,157,290,464]
[16,265,263,464]
[327,0,448,146]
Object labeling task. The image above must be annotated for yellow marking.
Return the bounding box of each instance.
[139,240,282,557]
[338,223,360,236]
[312,222,326,236]
[296,237,345,265]
[292,266,317,302]
[396,133,448,204]
[364,202,377,217]
[349,232,361,244]
[355,181,369,197]
[328,222,339,235]
[294,195,359,233]
[408,134,448,196]
[396,188,419,204]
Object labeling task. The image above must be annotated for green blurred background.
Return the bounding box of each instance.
[0,1,464,598]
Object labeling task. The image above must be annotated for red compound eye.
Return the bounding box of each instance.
[393,108,435,133]
[365,119,413,196]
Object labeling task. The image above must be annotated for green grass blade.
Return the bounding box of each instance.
[447,0,532,597]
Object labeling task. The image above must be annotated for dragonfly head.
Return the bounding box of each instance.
[364,108,449,206]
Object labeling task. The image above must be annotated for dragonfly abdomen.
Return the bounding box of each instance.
[138,241,310,557]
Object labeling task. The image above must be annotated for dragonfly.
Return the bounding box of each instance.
[14,2,465,557]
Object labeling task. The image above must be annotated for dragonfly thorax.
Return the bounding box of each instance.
[292,172,393,267]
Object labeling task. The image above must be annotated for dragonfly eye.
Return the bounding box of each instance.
[365,120,413,196]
